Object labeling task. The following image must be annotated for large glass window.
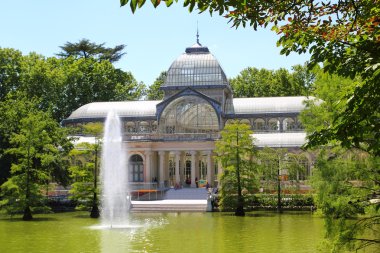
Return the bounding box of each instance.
[159,96,219,134]
[129,154,144,182]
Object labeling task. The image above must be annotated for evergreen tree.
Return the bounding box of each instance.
[214,121,258,216]
[57,39,126,63]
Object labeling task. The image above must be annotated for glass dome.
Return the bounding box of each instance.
[159,95,219,134]
[162,43,229,88]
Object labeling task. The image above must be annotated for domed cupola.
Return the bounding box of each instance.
[160,34,234,114]
[161,37,230,92]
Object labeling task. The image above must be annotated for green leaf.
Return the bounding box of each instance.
[189,1,195,12]
[138,0,146,8]
[151,0,161,8]
[120,0,129,6]
[165,0,173,7]
[130,0,138,13]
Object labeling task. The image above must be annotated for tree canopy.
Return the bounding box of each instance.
[57,39,126,63]
[146,71,166,100]
[0,47,145,122]
[0,95,72,220]
[214,121,258,216]
[230,64,315,97]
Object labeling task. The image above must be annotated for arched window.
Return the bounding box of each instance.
[139,121,150,133]
[159,96,219,134]
[283,118,296,131]
[125,122,136,133]
[129,154,144,182]
[151,121,158,133]
[253,118,265,131]
[225,119,235,126]
[268,118,279,131]
[240,119,251,127]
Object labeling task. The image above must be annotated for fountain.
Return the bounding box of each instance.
[100,110,130,227]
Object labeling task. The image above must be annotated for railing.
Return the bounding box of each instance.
[129,182,165,201]
[124,132,221,141]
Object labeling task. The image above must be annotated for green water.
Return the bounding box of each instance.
[0,212,324,253]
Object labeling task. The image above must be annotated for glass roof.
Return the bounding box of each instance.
[253,132,306,148]
[67,101,161,120]
[233,97,311,114]
[162,44,229,88]
[65,96,310,122]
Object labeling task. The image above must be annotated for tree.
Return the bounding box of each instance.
[230,64,314,97]
[57,39,126,63]
[300,66,359,136]
[146,71,166,100]
[0,98,72,220]
[0,48,23,100]
[257,147,307,212]
[0,48,146,123]
[214,121,258,216]
[300,67,379,251]
[230,67,273,98]
[311,148,380,252]
[68,123,103,218]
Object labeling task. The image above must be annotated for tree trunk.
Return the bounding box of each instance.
[23,206,33,221]
[90,195,100,218]
[235,131,245,216]
[90,144,99,218]
[277,158,282,213]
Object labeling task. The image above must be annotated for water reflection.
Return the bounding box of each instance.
[97,215,169,253]
[94,212,324,253]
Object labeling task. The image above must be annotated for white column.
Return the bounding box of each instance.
[206,151,212,187]
[145,151,152,183]
[190,151,197,188]
[175,151,181,185]
[180,152,185,183]
[195,152,200,180]
[158,151,166,188]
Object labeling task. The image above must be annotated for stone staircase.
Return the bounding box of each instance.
[130,188,209,212]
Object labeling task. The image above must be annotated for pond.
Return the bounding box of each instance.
[0,211,324,253]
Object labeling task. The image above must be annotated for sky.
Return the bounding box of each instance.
[0,0,310,86]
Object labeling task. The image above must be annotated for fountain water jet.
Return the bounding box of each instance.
[100,110,130,226]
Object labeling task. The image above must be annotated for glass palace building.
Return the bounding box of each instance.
[62,40,310,188]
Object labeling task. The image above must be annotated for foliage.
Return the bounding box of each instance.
[230,64,315,98]
[0,97,72,219]
[0,48,23,100]
[0,47,146,122]
[312,148,380,252]
[146,71,166,100]
[68,123,103,211]
[57,38,126,63]
[67,143,97,211]
[300,67,359,135]
[214,121,258,214]
[0,93,72,185]
[256,147,308,211]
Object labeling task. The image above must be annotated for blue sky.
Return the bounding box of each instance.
[0,0,309,86]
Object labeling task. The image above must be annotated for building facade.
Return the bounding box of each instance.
[63,41,310,188]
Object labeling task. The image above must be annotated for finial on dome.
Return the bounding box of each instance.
[196,21,200,45]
